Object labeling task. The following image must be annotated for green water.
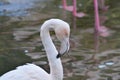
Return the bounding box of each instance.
[0,0,120,80]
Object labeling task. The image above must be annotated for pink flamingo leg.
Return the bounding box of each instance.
[73,0,86,18]
[94,0,100,31]
[62,0,67,9]
[98,0,109,11]
[94,0,110,37]
[62,0,73,12]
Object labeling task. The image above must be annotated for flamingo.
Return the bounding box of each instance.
[62,0,86,17]
[93,0,110,37]
[0,19,70,80]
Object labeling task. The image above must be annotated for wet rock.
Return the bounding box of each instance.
[98,64,107,69]
[105,61,115,66]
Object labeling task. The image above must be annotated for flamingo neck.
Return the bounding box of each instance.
[41,28,63,80]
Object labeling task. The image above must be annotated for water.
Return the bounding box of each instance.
[0,0,120,80]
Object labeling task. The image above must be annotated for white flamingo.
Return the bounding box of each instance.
[0,19,70,80]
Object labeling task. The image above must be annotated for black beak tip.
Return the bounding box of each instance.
[56,54,61,58]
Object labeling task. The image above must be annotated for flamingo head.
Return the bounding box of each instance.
[55,23,70,58]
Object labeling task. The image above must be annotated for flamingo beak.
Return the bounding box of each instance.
[56,38,70,58]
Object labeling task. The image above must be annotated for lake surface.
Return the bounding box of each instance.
[0,0,120,80]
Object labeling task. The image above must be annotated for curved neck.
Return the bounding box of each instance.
[41,28,63,80]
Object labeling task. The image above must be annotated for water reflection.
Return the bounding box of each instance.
[0,0,35,16]
[65,20,120,79]
[72,16,77,30]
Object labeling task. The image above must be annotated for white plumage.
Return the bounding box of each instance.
[0,19,70,80]
[0,64,49,80]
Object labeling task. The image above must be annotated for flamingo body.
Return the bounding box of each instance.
[0,64,49,80]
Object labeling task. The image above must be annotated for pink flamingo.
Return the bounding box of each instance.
[93,0,110,37]
[62,0,86,17]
